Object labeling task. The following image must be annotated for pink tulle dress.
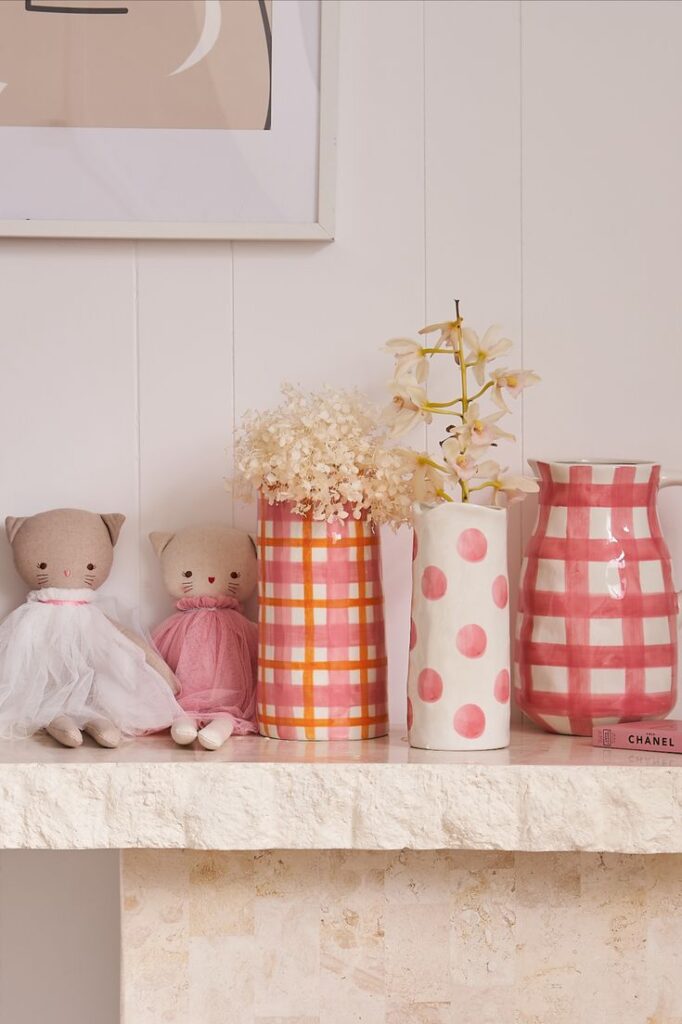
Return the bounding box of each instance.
[152,595,258,733]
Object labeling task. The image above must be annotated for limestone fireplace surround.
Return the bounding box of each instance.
[2,725,680,1023]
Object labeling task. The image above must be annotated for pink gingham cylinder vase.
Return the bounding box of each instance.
[256,496,389,741]
[516,460,682,735]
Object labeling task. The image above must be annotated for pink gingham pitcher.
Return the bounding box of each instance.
[515,460,682,735]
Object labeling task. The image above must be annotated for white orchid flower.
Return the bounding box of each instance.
[475,459,503,480]
[390,448,445,503]
[413,458,444,503]
[441,438,480,481]
[463,325,513,386]
[384,338,428,383]
[382,375,432,437]
[454,403,515,450]
[417,319,460,351]
[489,468,539,507]
[490,368,541,411]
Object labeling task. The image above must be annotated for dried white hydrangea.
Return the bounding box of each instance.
[234,384,416,526]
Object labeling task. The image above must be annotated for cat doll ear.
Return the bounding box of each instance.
[100,513,125,547]
[5,517,27,544]
[149,532,174,558]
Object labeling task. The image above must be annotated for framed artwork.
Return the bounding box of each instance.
[0,0,338,240]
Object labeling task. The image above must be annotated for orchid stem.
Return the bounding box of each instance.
[425,407,464,418]
[420,457,449,474]
[425,397,463,408]
[468,481,498,493]
[453,299,470,502]
[468,380,495,402]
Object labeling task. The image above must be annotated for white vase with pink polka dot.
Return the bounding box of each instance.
[407,501,511,751]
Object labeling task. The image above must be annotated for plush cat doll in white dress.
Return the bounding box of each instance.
[0,508,182,748]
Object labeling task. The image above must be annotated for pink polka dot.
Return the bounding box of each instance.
[412,531,418,561]
[456,624,487,658]
[417,668,443,703]
[453,703,486,739]
[407,697,413,730]
[494,669,510,703]
[457,528,488,562]
[410,618,417,651]
[492,575,509,609]
[421,565,447,600]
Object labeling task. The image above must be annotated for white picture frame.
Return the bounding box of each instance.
[0,0,338,241]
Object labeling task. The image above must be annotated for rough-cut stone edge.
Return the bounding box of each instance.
[0,762,679,852]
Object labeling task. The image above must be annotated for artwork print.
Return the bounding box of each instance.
[0,0,272,130]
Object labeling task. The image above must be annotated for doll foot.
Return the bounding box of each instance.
[47,715,83,748]
[84,718,121,748]
[198,718,234,751]
[171,717,198,746]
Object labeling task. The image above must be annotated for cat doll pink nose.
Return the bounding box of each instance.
[208,576,215,584]
[63,569,72,578]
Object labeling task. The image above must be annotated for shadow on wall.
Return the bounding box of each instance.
[0,850,120,1024]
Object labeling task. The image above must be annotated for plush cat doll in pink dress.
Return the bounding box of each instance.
[150,525,258,750]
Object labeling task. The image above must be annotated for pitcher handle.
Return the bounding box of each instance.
[660,469,682,627]
[661,469,682,488]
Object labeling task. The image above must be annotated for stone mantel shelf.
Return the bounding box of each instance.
[0,725,679,853]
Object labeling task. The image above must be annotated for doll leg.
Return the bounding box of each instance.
[197,717,234,751]
[46,715,83,748]
[84,718,121,749]
[171,716,198,746]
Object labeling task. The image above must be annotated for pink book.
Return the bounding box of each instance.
[593,720,682,752]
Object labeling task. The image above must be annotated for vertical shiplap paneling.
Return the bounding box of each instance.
[521,0,682,712]
[0,240,139,611]
[424,0,524,693]
[424,1,522,338]
[232,0,426,725]
[136,242,234,629]
[0,239,134,1022]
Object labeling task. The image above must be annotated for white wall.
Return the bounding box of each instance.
[0,2,681,1020]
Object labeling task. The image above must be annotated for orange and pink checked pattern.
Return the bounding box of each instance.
[256,497,389,741]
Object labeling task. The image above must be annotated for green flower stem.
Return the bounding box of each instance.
[425,397,464,408]
[467,481,499,494]
[453,301,469,502]
[424,407,464,418]
[420,457,450,473]
[435,488,453,502]
[467,380,495,403]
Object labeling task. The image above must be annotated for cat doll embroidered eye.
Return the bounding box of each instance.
[230,572,240,579]
[86,563,95,571]
[182,570,193,578]
[38,562,47,570]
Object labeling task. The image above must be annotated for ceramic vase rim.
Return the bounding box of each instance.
[529,457,660,469]
[412,500,507,520]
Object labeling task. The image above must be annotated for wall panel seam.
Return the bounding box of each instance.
[230,241,236,528]
[519,0,526,567]
[133,242,142,610]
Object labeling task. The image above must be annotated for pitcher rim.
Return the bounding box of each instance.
[528,457,660,469]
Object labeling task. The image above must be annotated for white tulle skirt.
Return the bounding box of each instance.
[0,588,182,739]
